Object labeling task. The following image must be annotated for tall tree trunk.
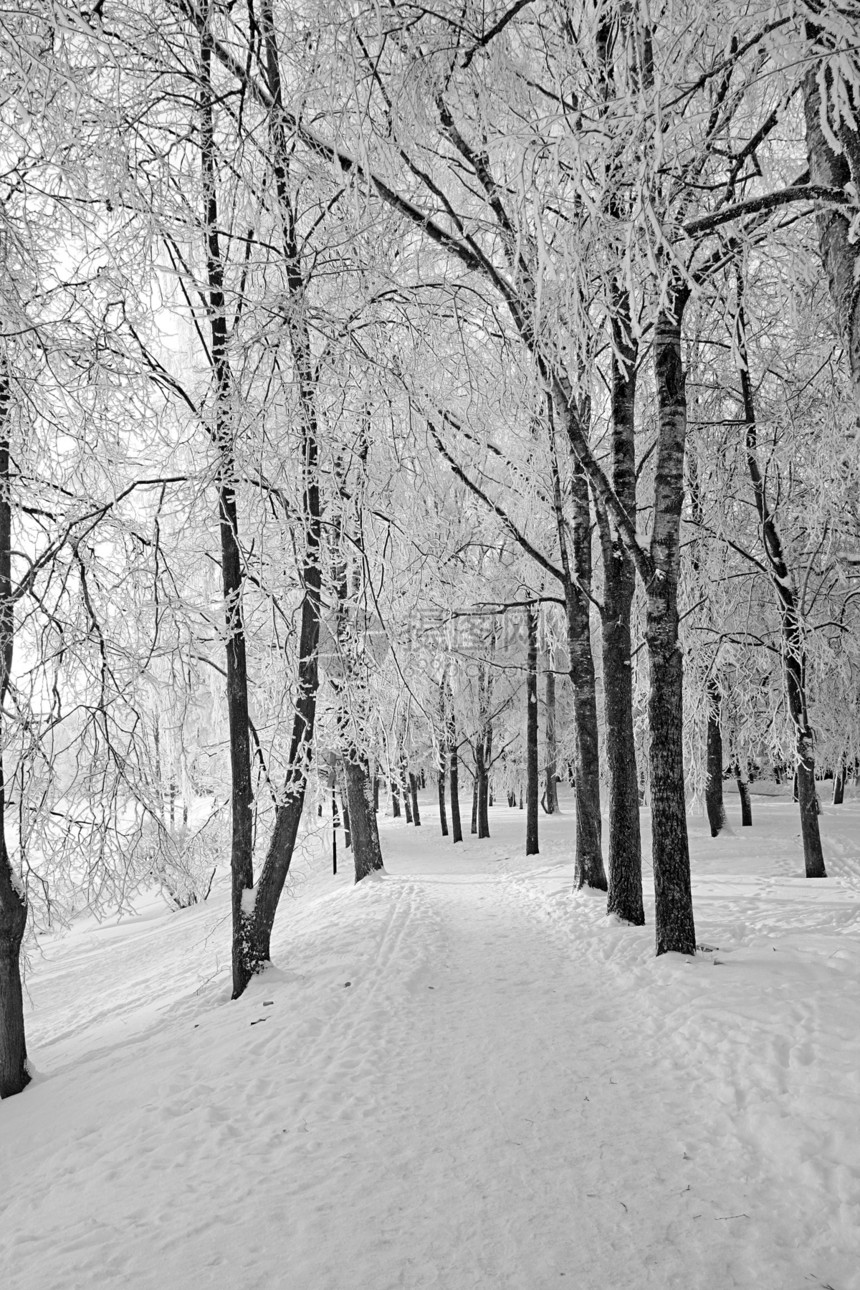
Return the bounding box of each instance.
[409,772,421,826]
[648,288,697,955]
[804,54,860,409]
[526,605,539,855]
[596,288,644,924]
[566,463,606,891]
[543,658,559,815]
[390,777,401,817]
[833,764,846,806]
[737,279,826,879]
[438,757,449,836]
[400,756,413,824]
[329,759,339,874]
[238,0,323,984]
[470,769,478,835]
[197,21,255,998]
[0,363,29,1098]
[449,742,463,843]
[705,677,726,838]
[477,740,491,839]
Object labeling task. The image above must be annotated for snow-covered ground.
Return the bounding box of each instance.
[2,788,860,1290]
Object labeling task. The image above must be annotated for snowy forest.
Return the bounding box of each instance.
[1,1,860,1282]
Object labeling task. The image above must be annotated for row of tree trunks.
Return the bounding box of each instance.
[0,362,30,1098]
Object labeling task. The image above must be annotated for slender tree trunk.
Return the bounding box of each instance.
[401,757,413,824]
[477,743,490,839]
[596,293,644,924]
[391,777,401,817]
[409,772,421,826]
[330,762,339,875]
[833,765,846,806]
[0,365,29,1098]
[735,763,753,826]
[526,605,539,855]
[566,464,606,891]
[197,23,255,997]
[544,659,559,815]
[449,742,463,843]
[705,677,726,838]
[737,279,826,879]
[237,1,323,984]
[340,773,352,849]
[648,289,696,955]
[438,758,448,836]
[470,769,478,835]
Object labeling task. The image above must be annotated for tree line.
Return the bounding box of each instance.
[1,0,858,1097]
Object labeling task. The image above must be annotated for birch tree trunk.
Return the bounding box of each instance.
[736,280,826,878]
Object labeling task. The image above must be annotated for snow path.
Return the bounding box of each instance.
[2,800,860,1288]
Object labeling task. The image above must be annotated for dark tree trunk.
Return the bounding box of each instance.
[477,745,490,839]
[735,765,753,826]
[197,25,255,998]
[833,765,846,806]
[391,778,401,817]
[526,606,539,855]
[345,756,384,882]
[705,677,726,838]
[409,772,421,826]
[596,289,644,924]
[401,759,413,824]
[470,770,478,835]
[544,662,559,815]
[438,763,448,836]
[648,290,697,956]
[236,0,323,985]
[736,280,826,879]
[330,770,339,875]
[373,773,379,813]
[804,54,860,409]
[566,464,606,891]
[449,742,463,843]
[0,367,30,1098]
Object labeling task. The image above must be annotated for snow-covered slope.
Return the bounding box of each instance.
[2,792,859,1289]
